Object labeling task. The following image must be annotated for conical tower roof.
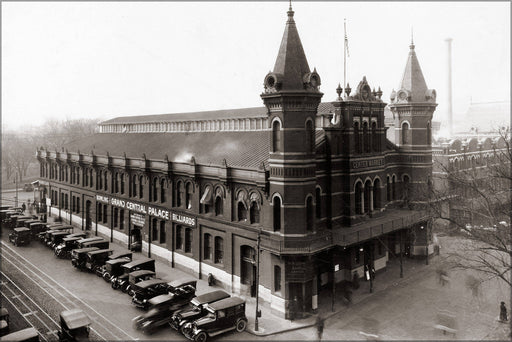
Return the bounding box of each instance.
[399,42,428,102]
[272,7,311,91]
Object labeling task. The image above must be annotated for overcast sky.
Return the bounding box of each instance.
[2,1,510,131]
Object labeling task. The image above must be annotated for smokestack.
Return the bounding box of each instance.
[445,38,453,137]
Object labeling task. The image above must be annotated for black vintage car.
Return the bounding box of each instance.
[28,222,46,239]
[132,277,197,310]
[58,309,91,342]
[50,231,72,249]
[44,225,74,246]
[111,258,155,291]
[183,297,247,342]
[83,249,113,272]
[1,327,39,342]
[55,237,83,259]
[100,257,131,281]
[23,219,40,229]
[10,215,36,229]
[71,247,99,269]
[95,251,132,278]
[37,223,63,240]
[9,228,31,246]
[132,287,197,334]
[171,290,231,334]
[125,270,157,295]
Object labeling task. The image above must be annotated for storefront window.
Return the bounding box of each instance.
[214,237,223,264]
[204,233,212,260]
[159,221,165,244]
[185,228,192,253]
[176,225,183,250]
[151,218,158,241]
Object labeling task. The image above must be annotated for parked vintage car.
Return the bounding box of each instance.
[0,307,9,336]
[55,237,83,259]
[183,297,247,342]
[23,219,40,229]
[170,290,231,334]
[58,309,91,342]
[50,231,72,249]
[132,277,197,310]
[83,249,113,272]
[71,247,99,269]
[9,228,31,246]
[125,270,157,295]
[110,258,155,290]
[0,210,19,229]
[44,225,74,245]
[95,251,132,278]
[27,222,45,239]
[100,257,131,281]
[132,287,198,334]
[10,215,37,229]
[1,327,39,342]
[37,223,63,240]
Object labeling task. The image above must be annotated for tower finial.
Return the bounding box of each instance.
[289,0,292,11]
[410,27,415,49]
[287,0,294,18]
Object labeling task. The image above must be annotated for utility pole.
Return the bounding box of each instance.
[255,228,261,331]
[14,172,19,207]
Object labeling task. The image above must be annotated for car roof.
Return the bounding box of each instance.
[1,327,39,341]
[136,278,166,288]
[130,269,155,277]
[52,231,70,236]
[29,221,44,226]
[193,290,230,304]
[14,227,30,232]
[73,247,99,253]
[109,251,132,260]
[123,258,154,268]
[106,257,130,265]
[67,232,86,238]
[148,293,175,305]
[78,237,104,243]
[60,309,91,329]
[63,236,82,242]
[208,297,245,311]
[87,249,113,256]
[168,277,196,288]
[51,225,74,231]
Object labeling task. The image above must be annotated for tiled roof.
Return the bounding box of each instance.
[101,107,269,125]
[399,44,429,102]
[64,131,270,169]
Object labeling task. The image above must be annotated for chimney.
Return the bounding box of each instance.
[445,38,453,137]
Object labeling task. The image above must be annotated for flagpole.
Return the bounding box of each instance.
[344,18,347,92]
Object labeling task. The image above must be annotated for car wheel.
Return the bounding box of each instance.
[236,318,247,332]
[103,273,111,282]
[112,282,119,290]
[179,325,188,335]
[194,331,208,342]
[121,285,129,293]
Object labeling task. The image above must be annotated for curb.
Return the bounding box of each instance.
[247,322,316,337]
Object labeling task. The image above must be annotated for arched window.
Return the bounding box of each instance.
[114,173,119,193]
[215,196,223,216]
[249,201,260,224]
[214,237,224,264]
[139,175,144,199]
[364,180,372,213]
[427,122,432,145]
[238,202,247,221]
[186,182,193,209]
[392,175,397,200]
[273,196,281,232]
[177,181,184,207]
[151,218,158,241]
[98,171,103,190]
[306,196,314,231]
[355,182,363,214]
[315,188,321,219]
[386,176,391,201]
[373,178,381,209]
[97,203,102,222]
[176,226,183,250]
[402,122,409,145]
[363,121,370,153]
[89,169,93,188]
[372,121,378,151]
[104,172,108,191]
[160,179,166,203]
[159,221,165,243]
[204,233,212,260]
[305,120,314,153]
[272,120,282,152]
[132,174,137,197]
[120,174,125,194]
[152,178,158,202]
[354,121,361,153]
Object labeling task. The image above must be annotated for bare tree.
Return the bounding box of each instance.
[430,129,511,287]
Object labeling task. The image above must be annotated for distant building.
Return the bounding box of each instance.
[453,101,510,135]
[36,7,437,319]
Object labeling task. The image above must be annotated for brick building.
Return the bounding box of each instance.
[36,7,437,319]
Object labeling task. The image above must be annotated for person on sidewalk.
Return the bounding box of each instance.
[500,302,508,322]
[21,202,26,213]
[352,271,360,289]
[316,315,324,342]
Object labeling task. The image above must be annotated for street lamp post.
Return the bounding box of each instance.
[255,228,261,331]
[14,172,19,207]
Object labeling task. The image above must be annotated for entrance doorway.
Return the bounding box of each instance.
[241,245,256,297]
[130,226,142,252]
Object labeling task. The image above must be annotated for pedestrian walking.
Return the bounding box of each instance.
[500,302,508,322]
[316,315,324,342]
[21,202,26,213]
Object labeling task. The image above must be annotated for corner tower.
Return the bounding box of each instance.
[389,40,437,205]
[261,6,323,234]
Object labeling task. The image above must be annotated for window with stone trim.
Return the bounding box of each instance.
[176,225,183,250]
[204,233,212,260]
[185,228,192,253]
[214,236,223,264]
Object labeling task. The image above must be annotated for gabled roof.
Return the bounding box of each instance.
[399,43,428,102]
[272,7,311,91]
